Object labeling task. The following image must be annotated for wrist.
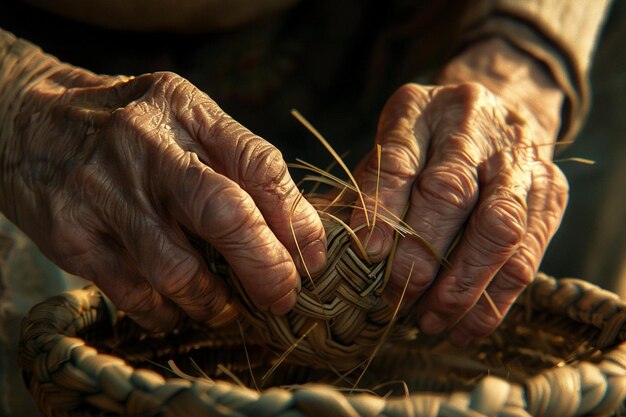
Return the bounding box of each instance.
[0,30,111,137]
[436,37,564,141]
[0,31,62,137]
[0,30,90,216]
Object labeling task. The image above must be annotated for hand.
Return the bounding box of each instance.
[350,39,568,345]
[0,69,327,330]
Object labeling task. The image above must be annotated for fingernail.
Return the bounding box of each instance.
[300,239,327,277]
[269,287,298,315]
[419,311,447,334]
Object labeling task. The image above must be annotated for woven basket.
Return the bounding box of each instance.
[19,218,626,416]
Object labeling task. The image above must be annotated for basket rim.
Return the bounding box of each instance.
[18,273,626,417]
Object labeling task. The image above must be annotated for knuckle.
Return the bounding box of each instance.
[497,251,536,291]
[474,197,526,250]
[444,136,479,163]
[178,164,212,226]
[390,242,440,300]
[118,282,160,315]
[390,263,433,301]
[431,82,497,132]
[365,143,419,187]
[182,168,260,241]
[199,182,265,246]
[434,283,475,314]
[154,71,181,84]
[417,165,477,213]
[151,71,187,96]
[198,106,239,141]
[203,109,231,136]
[242,256,296,305]
[152,254,225,314]
[255,261,296,305]
[290,207,325,243]
[109,105,135,127]
[529,163,569,234]
[380,83,427,123]
[108,105,157,144]
[531,222,551,251]
[462,309,500,338]
[535,202,563,230]
[152,253,200,297]
[449,82,492,103]
[431,296,461,318]
[533,162,570,197]
[240,141,289,192]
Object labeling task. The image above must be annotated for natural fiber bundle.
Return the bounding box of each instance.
[18,212,626,416]
[205,216,416,372]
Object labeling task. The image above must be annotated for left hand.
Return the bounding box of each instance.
[350,39,569,346]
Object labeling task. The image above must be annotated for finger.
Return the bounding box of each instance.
[97,267,183,332]
[162,151,301,315]
[234,141,327,277]
[447,162,568,345]
[112,213,230,323]
[384,154,480,308]
[385,84,511,308]
[349,84,432,262]
[416,164,531,334]
[173,91,327,277]
[71,238,184,332]
[67,155,230,322]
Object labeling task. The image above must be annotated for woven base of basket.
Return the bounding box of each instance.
[19,271,626,417]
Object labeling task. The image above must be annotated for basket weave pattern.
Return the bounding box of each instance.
[206,217,415,372]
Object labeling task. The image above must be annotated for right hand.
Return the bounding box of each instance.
[0,70,327,330]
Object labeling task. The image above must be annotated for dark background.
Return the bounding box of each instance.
[1,0,624,292]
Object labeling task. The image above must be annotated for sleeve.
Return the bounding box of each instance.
[458,0,613,142]
[0,29,58,144]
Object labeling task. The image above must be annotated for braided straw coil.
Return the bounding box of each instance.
[18,215,626,416]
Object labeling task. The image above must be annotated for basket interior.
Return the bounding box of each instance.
[83,295,605,398]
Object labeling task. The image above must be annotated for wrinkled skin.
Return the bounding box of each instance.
[350,39,569,345]
[2,38,568,343]
[1,69,327,330]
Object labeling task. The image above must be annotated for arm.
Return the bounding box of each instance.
[350,0,612,345]
[0,28,327,329]
[459,0,613,143]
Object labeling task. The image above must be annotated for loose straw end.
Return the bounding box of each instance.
[291,109,371,229]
